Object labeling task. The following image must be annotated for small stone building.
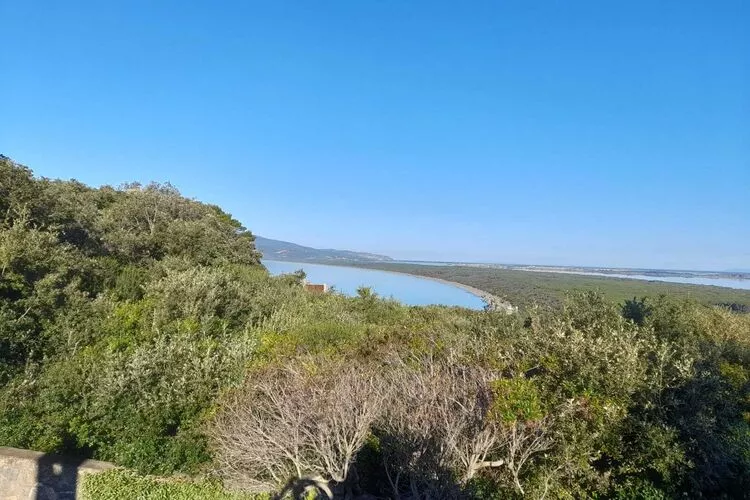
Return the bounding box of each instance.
[303,283,329,293]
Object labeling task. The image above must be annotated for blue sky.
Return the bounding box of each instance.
[1,1,748,270]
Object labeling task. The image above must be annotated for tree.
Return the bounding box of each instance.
[210,362,384,496]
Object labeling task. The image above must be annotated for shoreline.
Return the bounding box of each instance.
[264,259,516,313]
[518,268,750,291]
[392,271,516,313]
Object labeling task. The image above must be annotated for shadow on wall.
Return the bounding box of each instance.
[33,453,87,500]
[0,446,114,500]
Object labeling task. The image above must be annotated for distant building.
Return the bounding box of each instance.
[304,283,329,293]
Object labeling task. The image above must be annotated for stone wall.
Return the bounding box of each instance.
[0,447,114,500]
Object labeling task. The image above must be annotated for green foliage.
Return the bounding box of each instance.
[606,478,669,500]
[96,182,261,266]
[113,264,151,301]
[81,469,262,500]
[2,155,750,498]
[622,296,652,325]
[465,478,517,500]
[490,378,544,423]
[0,157,266,474]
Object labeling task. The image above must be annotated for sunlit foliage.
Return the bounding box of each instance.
[1,156,748,498]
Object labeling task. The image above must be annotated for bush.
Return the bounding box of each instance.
[210,361,384,496]
[81,469,262,500]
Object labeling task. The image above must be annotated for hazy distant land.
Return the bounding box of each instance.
[256,238,750,311]
[255,236,393,263]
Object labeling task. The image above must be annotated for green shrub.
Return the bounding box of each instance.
[489,377,544,423]
[81,469,263,500]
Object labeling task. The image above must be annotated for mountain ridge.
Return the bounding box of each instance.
[256,236,393,263]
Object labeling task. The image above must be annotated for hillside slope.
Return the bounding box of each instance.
[256,235,393,263]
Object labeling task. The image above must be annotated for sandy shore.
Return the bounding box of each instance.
[402,272,516,313]
[376,269,515,312]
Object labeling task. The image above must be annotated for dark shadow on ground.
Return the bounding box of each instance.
[34,452,87,500]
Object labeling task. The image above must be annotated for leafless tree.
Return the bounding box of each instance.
[210,366,314,493]
[378,360,509,499]
[304,364,386,484]
[378,357,554,498]
[209,362,384,497]
[503,419,553,495]
[212,353,555,498]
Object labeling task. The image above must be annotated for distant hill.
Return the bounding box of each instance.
[256,236,393,263]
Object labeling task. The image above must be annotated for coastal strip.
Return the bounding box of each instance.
[281,260,518,313]
[390,271,517,313]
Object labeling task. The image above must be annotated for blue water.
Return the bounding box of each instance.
[263,260,486,309]
[529,270,750,290]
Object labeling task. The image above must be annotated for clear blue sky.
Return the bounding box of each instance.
[1,1,748,270]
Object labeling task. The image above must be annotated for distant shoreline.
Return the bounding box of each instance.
[364,261,750,292]
[395,272,516,313]
[377,268,513,311]
[263,259,515,312]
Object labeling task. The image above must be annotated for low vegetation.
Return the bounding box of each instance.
[336,261,750,311]
[2,156,749,498]
[81,469,261,500]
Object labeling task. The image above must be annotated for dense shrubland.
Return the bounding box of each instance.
[1,156,749,498]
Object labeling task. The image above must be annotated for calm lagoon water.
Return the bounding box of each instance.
[538,271,750,290]
[263,260,486,309]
